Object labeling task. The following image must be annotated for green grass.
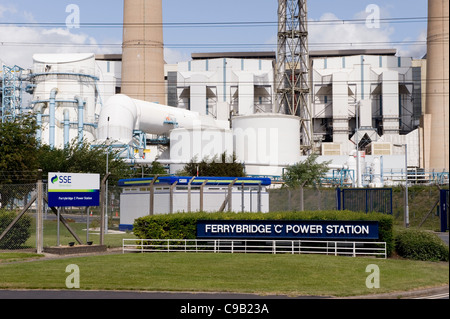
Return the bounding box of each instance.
[0,253,44,263]
[23,219,134,248]
[0,253,447,297]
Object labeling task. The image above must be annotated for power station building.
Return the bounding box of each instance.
[1,0,448,187]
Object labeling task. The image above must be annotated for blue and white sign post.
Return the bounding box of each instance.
[48,173,100,246]
[48,173,100,207]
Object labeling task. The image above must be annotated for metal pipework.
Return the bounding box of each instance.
[49,88,59,149]
[64,109,70,147]
[75,96,85,144]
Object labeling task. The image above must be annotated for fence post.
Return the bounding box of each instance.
[440,190,449,232]
[336,188,342,210]
[149,175,159,216]
[200,180,208,212]
[36,169,44,254]
[100,172,111,246]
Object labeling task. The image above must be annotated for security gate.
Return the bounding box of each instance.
[336,188,393,215]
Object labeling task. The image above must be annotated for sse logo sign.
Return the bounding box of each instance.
[48,173,100,207]
[51,175,72,184]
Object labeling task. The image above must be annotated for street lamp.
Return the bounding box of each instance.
[394,143,409,228]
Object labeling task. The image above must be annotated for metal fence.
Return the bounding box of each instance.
[1,180,447,252]
[0,183,119,251]
[123,238,387,258]
[0,184,37,250]
[336,188,393,214]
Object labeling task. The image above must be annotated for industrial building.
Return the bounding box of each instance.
[118,176,271,230]
[1,0,448,187]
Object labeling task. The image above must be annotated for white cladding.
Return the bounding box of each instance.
[120,185,269,226]
[177,58,275,119]
[169,127,234,174]
[232,114,301,176]
[31,53,99,148]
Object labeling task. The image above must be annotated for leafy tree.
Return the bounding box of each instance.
[0,115,39,184]
[180,152,245,177]
[37,139,132,186]
[129,161,168,178]
[283,154,331,211]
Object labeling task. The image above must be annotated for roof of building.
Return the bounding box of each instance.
[119,176,272,187]
[191,52,276,60]
[94,49,398,63]
[309,49,397,58]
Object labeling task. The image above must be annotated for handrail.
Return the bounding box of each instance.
[123,238,386,259]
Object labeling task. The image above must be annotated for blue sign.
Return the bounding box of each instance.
[197,220,379,240]
[48,173,100,207]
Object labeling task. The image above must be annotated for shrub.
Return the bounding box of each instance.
[0,209,32,249]
[133,210,394,256]
[395,229,449,261]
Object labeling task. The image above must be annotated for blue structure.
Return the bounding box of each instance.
[118,176,272,187]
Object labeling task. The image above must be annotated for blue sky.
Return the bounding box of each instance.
[0,0,428,67]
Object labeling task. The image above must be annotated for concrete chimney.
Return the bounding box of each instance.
[121,0,165,104]
[423,0,449,172]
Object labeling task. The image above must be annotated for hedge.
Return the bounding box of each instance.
[0,209,32,249]
[133,210,394,256]
[395,229,449,262]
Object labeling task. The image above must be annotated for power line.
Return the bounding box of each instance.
[0,16,441,28]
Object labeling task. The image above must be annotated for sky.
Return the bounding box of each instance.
[0,0,428,68]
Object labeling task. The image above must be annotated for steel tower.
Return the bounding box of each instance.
[276,0,312,154]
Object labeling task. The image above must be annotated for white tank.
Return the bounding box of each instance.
[232,114,301,176]
[347,150,366,187]
[31,53,98,148]
[169,128,234,174]
[370,157,384,188]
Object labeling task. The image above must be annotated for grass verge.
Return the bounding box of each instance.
[0,253,447,297]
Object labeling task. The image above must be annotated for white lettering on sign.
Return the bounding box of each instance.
[201,222,375,239]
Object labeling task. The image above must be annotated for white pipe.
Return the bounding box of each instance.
[49,88,58,149]
[63,109,70,147]
[97,94,226,145]
[75,96,85,144]
[35,104,44,144]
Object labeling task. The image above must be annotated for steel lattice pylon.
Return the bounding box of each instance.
[276,0,312,154]
[1,65,24,123]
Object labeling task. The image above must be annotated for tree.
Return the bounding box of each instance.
[130,161,168,178]
[180,152,245,177]
[283,154,331,211]
[37,139,132,186]
[0,115,39,184]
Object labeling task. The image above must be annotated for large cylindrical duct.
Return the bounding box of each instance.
[121,0,165,104]
[425,0,449,171]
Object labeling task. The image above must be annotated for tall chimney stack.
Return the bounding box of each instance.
[424,0,449,172]
[121,0,165,104]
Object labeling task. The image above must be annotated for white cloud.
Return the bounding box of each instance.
[0,26,115,68]
[308,12,395,52]
[0,4,17,18]
[164,47,191,64]
[397,29,427,59]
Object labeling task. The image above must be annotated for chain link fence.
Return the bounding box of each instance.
[0,184,37,250]
[1,181,446,252]
[0,183,122,251]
